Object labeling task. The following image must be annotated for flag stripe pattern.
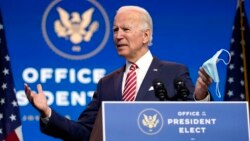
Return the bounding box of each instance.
[224,0,250,101]
[0,10,23,141]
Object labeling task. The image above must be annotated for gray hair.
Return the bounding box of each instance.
[116,6,153,46]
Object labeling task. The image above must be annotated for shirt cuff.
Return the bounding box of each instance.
[193,92,210,101]
[40,108,52,124]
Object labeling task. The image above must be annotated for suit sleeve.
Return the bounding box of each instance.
[40,78,103,141]
[159,61,195,101]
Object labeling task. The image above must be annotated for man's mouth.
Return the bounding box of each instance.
[117,44,127,48]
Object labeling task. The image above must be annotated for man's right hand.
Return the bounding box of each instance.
[24,84,51,117]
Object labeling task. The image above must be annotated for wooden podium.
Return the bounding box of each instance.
[90,107,103,141]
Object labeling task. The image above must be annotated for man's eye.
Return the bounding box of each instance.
[113,28,118,32]
[122,28,130,32]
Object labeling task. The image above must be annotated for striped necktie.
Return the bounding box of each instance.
[122,63,137,101]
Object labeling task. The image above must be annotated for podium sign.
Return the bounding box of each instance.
[102,102,249,141]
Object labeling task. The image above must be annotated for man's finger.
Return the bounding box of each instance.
[24,83,34,103]
[199,67,210,79]
[24,83,29,94]
[37,84,43,94]
[24,83,32,96]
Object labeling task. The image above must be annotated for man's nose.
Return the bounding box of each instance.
[115,30,124,39]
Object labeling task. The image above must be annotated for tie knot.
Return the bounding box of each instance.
[130,63,137,71]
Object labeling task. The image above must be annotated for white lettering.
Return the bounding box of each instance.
[22,68,106,84]
[71,91,86,106]
[55,68,68,83]
[69,68,76,83]
[44,91,54,105]
[16,91,29,106]
[40,68,53,83]
[78,69,91,84]
[179,127,206,133]
[167,118,216,125]
[16,90,92,106]
[23,67,39,83]
[56,91,69,106]
[93,69,106,83]
[178,111,200,116]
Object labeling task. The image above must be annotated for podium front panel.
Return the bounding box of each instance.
[102,102,249,141]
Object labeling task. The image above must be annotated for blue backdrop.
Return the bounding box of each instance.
[0,0,250,140]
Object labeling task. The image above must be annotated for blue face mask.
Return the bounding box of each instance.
[202,49,231,98]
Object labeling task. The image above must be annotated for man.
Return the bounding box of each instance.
[24,5,212,141]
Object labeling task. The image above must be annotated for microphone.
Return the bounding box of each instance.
[152,79,168,101]
[174,78,190,100]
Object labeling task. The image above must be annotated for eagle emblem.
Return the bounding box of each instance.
[54,7,99,45]
[142,114,159,131]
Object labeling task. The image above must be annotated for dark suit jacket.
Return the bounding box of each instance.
[40,57,195,141]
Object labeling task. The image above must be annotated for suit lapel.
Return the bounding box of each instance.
[113,66,125,100]
[136,58,161,100]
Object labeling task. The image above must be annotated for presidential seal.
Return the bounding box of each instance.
[137,108,164,135]
[42,0,110,60]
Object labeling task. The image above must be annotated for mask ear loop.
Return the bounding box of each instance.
[215,49,231,99]
[217,49,231,65]
[215,83,221,98]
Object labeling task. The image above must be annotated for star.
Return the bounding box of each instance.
[0,98,5,105]
[240,53,243,59]
[5,55,10,61]
[0,113,3,120]
[240,80,244,86]
[240,67,244,73]
[12,100,18,107]
[0,128,2,134]
[231,38,235,44]
[0,24,3,30]
[9,114,16,121]
[2,83,7,90]
[240,93,245,100]
[229,64,234,70]
[230,51,235,56]
[227,90,233,97]
[2,68,9,75]
[228,77,234,83]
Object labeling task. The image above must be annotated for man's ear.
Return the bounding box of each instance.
[142,29,151,44]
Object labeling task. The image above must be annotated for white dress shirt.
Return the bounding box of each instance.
[122,50,153,99]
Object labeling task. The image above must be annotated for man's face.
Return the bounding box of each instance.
[113,11,149,62]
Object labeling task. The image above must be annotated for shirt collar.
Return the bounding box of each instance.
[125,50,153,71]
